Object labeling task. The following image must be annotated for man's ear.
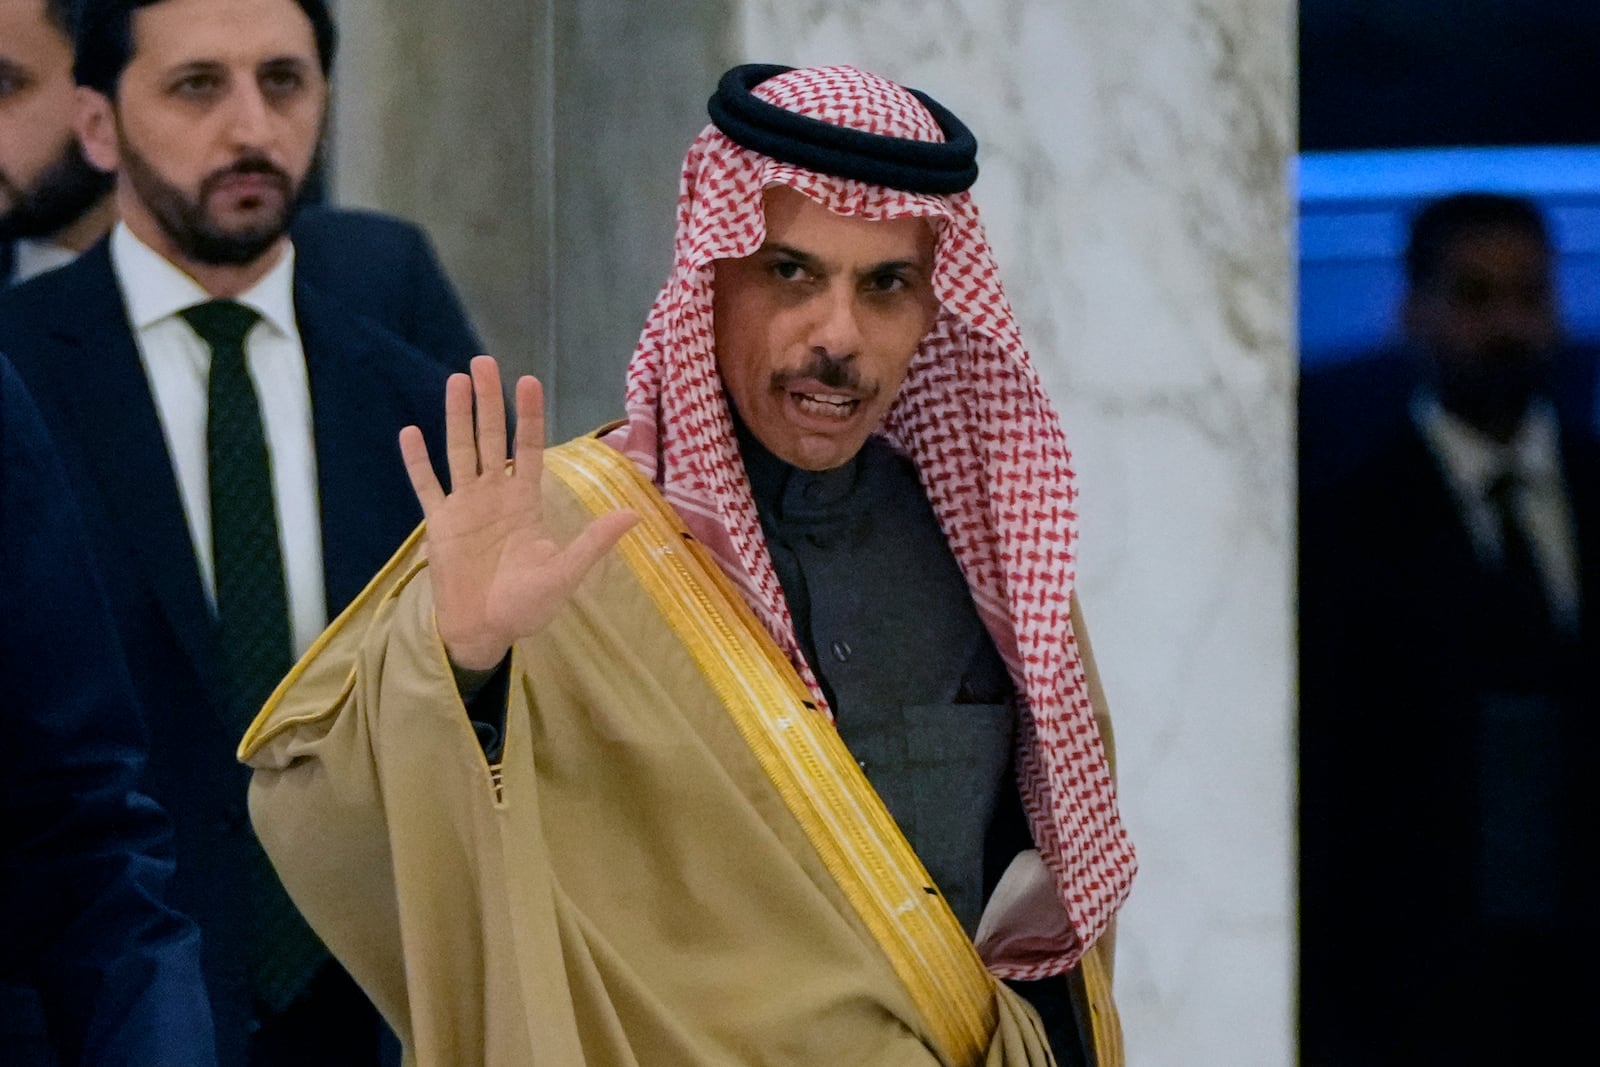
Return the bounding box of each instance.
[76,87,120,174]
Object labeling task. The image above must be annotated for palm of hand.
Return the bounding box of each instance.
[399,359,636,671]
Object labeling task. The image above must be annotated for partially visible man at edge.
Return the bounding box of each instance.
[0,0,481,368]
[0,0,454,1063]
[1299,192,1600,1064]
[242,64,1135,1066]
[2,352,216,1067]
[0,0,115,280]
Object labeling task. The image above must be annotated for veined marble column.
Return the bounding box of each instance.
[730,4,1297,1064]
[326,0,550,380]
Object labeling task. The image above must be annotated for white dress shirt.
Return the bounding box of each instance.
[11,237,80,283]
[111,222,327,656]
[1414,393,1581,634]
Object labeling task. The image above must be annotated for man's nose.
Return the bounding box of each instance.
[809,286,863,358]
[226,85,276,149]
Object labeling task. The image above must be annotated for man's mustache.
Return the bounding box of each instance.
[770,351,875,396]
[200,156,293,198]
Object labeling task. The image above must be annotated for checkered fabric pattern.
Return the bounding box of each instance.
[609,65,1135,976]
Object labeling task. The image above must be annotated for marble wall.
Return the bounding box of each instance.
[331,1,1297,1062]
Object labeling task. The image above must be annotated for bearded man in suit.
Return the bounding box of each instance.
[0,1,457,1062]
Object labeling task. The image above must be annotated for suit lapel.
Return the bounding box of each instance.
[44,246,225,707]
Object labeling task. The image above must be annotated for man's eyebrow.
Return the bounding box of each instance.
[865,257,927,273]
[760,242,927,276]
[159,54,310,77]
[161,58,227,77]
[761,242,819,265]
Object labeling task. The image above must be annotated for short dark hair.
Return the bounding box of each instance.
[44,0,75,35]
[1404,192,1550,289]
[73,0,337,98]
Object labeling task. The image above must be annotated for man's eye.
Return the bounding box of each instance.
[772,261,807,281]
[0,73,31,98]
[1451,281,1493,310]
[868,273,908,294]
[173,73,221,97]
[262,69,304,96]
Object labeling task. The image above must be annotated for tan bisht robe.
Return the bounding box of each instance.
[241,437,1120,1067]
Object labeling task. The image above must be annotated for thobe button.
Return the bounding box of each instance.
[830,639,851,663]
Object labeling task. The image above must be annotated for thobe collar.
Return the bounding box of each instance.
[734,411,871,526]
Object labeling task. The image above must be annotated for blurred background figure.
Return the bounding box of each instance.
[1297,6,1600,1062]
[1,353,216,1067]
[0,0,117,284]
[1298,193,1600,497]
[1298,190,1600,1064]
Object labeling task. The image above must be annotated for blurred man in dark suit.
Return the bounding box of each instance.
[1,353,216,1067]
[0,0,455,1062]
[1299,192,1600,1064]
[1298,192,1600,496]
[0,0,480,370]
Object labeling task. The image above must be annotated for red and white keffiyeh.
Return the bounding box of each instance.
[609,64,1135,975]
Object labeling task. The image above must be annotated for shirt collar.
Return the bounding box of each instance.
[11,238,80,283]
[1413,391,1562,493]
[110,221,297,337]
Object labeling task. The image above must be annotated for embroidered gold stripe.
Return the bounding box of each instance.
[1080,942,1123,1067]
[547,438,997,1066]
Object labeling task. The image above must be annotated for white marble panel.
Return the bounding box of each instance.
[734,5,1297,1064]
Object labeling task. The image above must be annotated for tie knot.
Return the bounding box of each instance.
[181,299,260,353]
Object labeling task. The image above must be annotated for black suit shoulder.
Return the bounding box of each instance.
[291,206,481,371]
[0,241,108,325]
[0,355,215,1066]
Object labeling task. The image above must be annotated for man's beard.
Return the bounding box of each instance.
[0,139,115,242]
[1434,341,1554,437]
[119,132,306,266]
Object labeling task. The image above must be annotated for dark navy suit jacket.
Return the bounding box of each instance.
[0,355,215,1066]
[289,206,482,371]
[0,241,451,1066]
[1298,415,1600,1063]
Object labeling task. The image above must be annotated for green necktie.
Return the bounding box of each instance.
[181,299,327,1014]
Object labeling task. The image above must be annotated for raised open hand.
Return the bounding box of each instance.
[398,356,637,670]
